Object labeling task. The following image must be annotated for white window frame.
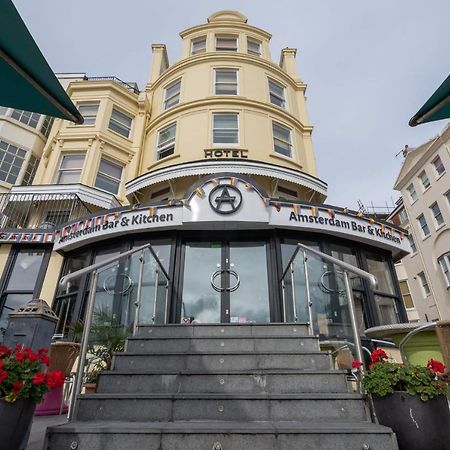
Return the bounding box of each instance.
[191,36,207,55]
[163,79,181,110]
[212,113,239,146]
[407,234,417,254]
[406,183,417,202]
[272,121,293,158]
[417,213,430,238]
[215,35,238,52]
[156,123,177,160]
[418,170,430,190]
[78,103,99,126]
[108,108,133,138]
[0,139,28,184]
[431,155,445,177]
[40,116,55,138]
[10,109,40,128]
[247,37,262,56]
[268,78,287,109]
[446,190,450,206]
[399,280,414,309]
[55,154,85,184]
[417,271,430,297]
[438,253,450,287]
[95,157,123,195]
[430,201,444,227]
[214,69,238,95]
[398,208,408,225]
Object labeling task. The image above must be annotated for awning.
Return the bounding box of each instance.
[0,0,83,123]
[409,74,450,127]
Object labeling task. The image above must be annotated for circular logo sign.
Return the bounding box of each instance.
[209,184,242,214]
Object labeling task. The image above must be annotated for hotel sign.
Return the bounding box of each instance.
[204,149,248,159]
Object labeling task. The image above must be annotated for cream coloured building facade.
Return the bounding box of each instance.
[0,11,409,342]
[389,122,450,322]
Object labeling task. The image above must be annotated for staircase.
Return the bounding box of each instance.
[45,324,399,450]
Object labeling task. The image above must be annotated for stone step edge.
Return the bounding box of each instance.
[113,350,329,356]
[79,392,364,400]
[47,420,391,435]
[99,369,346,376]
[127,335,318,340]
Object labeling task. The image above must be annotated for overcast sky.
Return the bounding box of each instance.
[14,0,450,210]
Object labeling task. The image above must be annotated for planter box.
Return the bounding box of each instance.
[373,392,450,450]
[0,399,36,450]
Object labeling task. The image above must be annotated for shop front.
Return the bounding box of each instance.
[47,174,409,343]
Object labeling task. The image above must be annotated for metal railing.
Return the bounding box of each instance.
[86,76,140,94]
[0,192,91,230]
[281,243,377,373]
[61,243,170,420]
[398,322,437,364]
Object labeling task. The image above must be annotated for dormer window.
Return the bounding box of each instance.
[191,37,206,55]
[216,35,238,52]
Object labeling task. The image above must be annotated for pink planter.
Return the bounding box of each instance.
[35,385,66,416]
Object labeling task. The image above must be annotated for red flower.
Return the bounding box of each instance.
[352,360,363,369]
[28,352,40,362]
[40,354,50,366]
[32,371,46,385]
[370,348,388,365]
[15,352,26,362]
[0,359,3,370]
[427,358,445,374]
[12,381,23,394]
[0,370,7,384]
[38,348,48,355]
[45,370,65,389]
[0,345,10,358]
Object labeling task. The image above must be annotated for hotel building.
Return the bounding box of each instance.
[0,10,409,345]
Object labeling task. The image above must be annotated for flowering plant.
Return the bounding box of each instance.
[356,349,448,401]
[0,344,65,404]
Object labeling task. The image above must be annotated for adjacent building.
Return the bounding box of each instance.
[0,11,410,343]
[389,122,450,321]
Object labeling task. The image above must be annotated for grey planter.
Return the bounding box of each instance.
[0,399,36,450]
[373,392,450,450]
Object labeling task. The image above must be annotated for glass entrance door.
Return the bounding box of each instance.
[181,241,270,324]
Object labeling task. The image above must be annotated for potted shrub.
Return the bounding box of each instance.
[356,349,449,450]
[0,344,65,449]
[83,308,128,394]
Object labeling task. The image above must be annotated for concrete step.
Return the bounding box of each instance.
[46,420,399,450]
[76,393,368,422]
[112,351,332,372]
[125,335,319,353]
[96,370,349,394]
[136,323,310,338]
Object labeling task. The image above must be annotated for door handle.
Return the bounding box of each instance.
[211,269,240,292]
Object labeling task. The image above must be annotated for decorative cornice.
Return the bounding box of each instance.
[125,160,327,198]
[145,96,313,134]
[179,21,271,40]
[145,52,305,93]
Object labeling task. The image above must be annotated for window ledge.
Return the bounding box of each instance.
[108,128,133,142]
[435,223,446,232]
[270,152,303,169]
[436,171,446,181]
[422,234,431,242]
[422,185,431,194]
[147,153,181,170]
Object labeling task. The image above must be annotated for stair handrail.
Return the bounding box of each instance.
[66,242,169,420]
[282,243,378,373]
[59,242,170,288]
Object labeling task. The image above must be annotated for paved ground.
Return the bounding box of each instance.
[26,414,68,450]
